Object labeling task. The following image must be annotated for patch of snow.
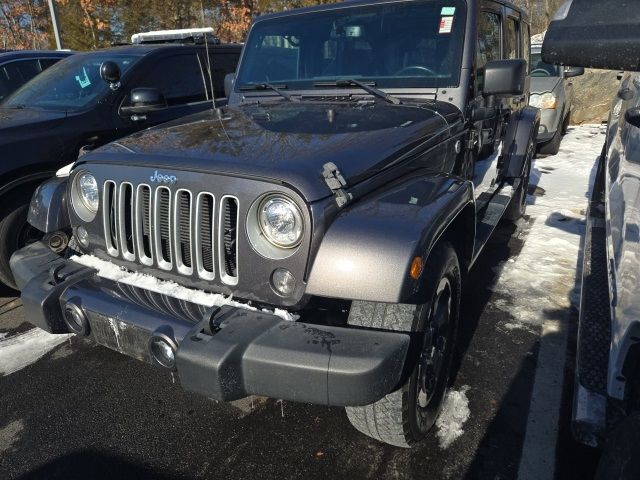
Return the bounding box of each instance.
[436,386,471,449]
[70,254,298,322]
[0,332,8,340]
[491,124,606,327]
[0,328,71,376]
[56,162,74,177]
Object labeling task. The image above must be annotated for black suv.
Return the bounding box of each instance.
[0,50,73,103]
[14,0,537,448]
[0,35,241,289]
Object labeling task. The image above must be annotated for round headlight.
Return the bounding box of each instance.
[258,195,304,248]
[77,173,99,213]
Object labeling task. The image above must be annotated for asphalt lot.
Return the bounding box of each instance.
[0,126,605,480]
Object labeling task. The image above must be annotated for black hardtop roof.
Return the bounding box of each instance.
[0,50,73,62]
[255,0,529,23]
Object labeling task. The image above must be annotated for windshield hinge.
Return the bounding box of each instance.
[322,162,352,208]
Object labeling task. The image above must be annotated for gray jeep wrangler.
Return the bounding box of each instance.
[12,0,538,448]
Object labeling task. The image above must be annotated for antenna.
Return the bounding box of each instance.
[202,28,218,113]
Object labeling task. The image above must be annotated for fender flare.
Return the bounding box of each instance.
[26,177,70,233]
[306,174,474,304]
[504,106,541,178]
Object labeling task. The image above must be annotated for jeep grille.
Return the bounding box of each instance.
[102,181,239,285]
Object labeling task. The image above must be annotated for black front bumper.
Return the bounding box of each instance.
[11,242,410,407]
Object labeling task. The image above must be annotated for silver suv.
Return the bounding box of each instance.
[529,43,583,155]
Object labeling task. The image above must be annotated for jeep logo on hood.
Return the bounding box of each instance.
[150,170,177,184]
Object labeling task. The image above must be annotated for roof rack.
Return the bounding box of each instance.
[131,28,220,45]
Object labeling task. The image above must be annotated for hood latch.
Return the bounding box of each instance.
[322,162,352,208]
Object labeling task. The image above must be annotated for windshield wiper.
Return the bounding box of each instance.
[314,79,402,105]
[239,83,298,102]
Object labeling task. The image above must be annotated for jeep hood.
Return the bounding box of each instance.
[88,101,458,202]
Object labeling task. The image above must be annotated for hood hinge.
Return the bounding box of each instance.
[322,162,353,208]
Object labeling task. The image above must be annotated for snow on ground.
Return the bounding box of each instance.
[436,386,471,449]
[71,254,297,321]
[489,124,605,327]
[0,329,71,376]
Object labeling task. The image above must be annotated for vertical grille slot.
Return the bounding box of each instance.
[118,183,135,261]
[195,192,215,280]
[103,181,118,256]
[174,189,193,275]
[135,185,153,266]
[154,187,172,270]
[219,196,239,285]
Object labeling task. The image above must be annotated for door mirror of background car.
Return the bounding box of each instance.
[120,87,167,118]
[224,73,235,99]
[625,107,640,129]
[482,59,527,97]
[564,66,585,78]
[100,61,121,89]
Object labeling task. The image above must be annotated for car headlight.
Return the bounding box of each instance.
[72,171,99,221]
[529,92,558,109]
[258,195,304,248]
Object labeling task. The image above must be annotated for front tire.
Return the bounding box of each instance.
[0,195,42,290]
[345,242,461,448]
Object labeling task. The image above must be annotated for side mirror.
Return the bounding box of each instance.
[625,107,640,128]
[224,73,235,99]
[564,66,585,78]
[100,61,121,89]
[482,59,526,97]
[121,88,167,117]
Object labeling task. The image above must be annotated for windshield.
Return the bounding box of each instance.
[2,53,139,111]
[530,52,560,77]
[236,0,467,91]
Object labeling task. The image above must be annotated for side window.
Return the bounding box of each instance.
[477,11,502,68]
[522,23,531,70]
[505,17,519,59]
[39,58,61,70]
[134,54,208,106]
[0,60,42,101]
[205,52,241,99]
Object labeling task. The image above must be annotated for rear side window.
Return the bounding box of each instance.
[138,54,208,106]
[204,51,241,99]
[505,17,519,59]
[39,58,62,70]
[477,11,502,68]
[0,59,42,101]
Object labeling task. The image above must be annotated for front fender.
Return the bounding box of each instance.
[306,174,474,303]
[28,177,70,233]
[505,106,541,178]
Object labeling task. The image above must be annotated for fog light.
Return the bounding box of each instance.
[63,299,90,336]
[271,268,296,296]
[76,226,89,247]
[149,336,177,370]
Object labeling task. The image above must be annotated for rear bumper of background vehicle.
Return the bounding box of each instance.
[11,242,410,407]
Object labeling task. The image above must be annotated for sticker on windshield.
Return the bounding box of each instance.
[441,7,456,15]
[439,16,454,34]
[75,67,91,89]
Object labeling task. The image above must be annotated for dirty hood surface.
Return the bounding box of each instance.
[88,100,456,202]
